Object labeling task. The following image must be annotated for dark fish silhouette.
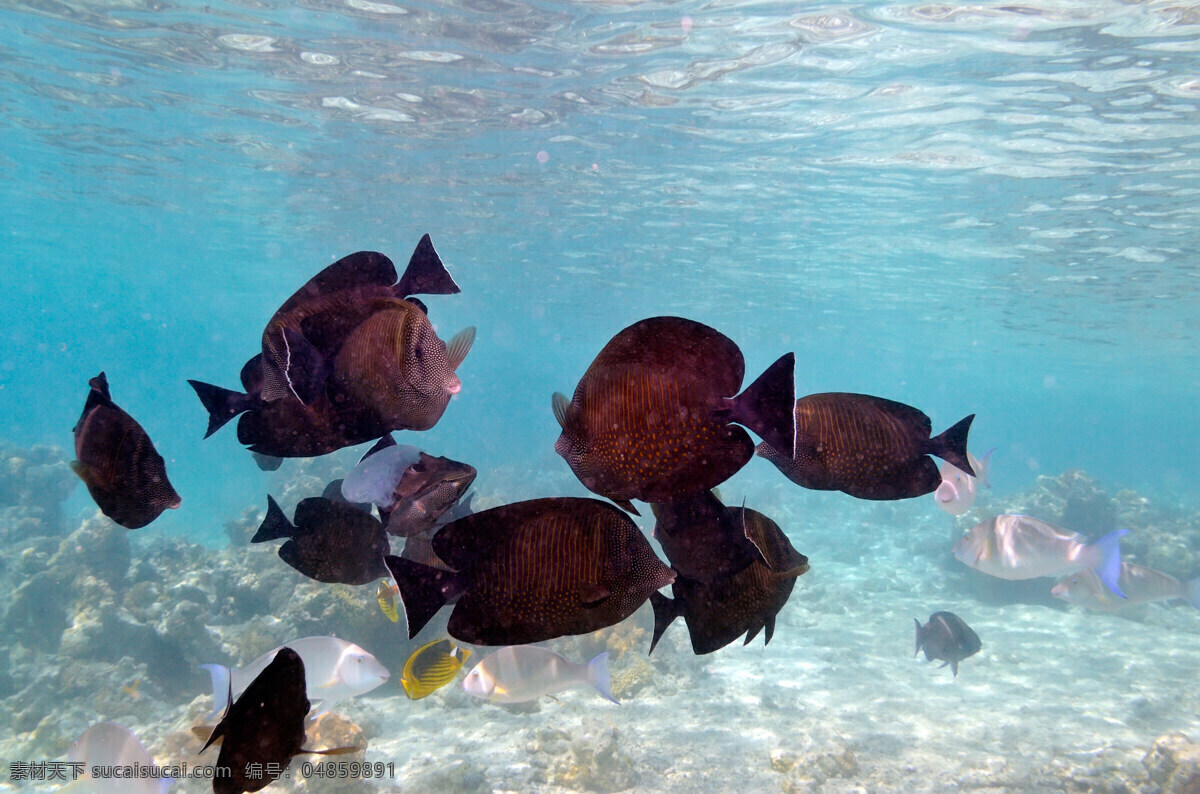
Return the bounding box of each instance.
[757,393,974,500]
[650,506,808,655]
[330,297,474,433]
[914,611,981,676]
[650,490,762,582]
[386,497,676,645]
[199,646,358,794]
[553,316,795,513]
[71,372,181,529]
[188,237,462,459]
[252,495,390,585]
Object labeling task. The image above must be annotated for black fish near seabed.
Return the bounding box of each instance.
[199,647,358,794]
[386,497,676,645]
[252,495,390,586]
[71,372,181,529]
[188,237,464,462]
[650,505,809,655]
[756,392,974,500]
[553,316,796,514]
[914,611,981,677]
[650,489,763,582]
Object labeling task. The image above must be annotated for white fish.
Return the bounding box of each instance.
[1052,563,1200,612]
[462,646,617,705]
[58,722,169,794]
[200,636,389,719]
[934,448,996,516]
[953,514,1127,597]
[341,444,422,508]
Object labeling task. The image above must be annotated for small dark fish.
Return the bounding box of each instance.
[650,489,762,582]
[553,316,795,513]
[71,372,181,529]
[756,392,974,500]
[252,495,390,585]
[914,611,981,676]
[386,497,676,645]
[382,453,477,537]
[650,506,808,655]
[331,297,474,433]
[199,646,357,794]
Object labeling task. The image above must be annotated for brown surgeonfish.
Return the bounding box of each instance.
[756,392,974,500]
[650,505,808,655]
[71,372,181,529]
[914,611,981,677]
[199,646,358,794]
[251,495,390,585]
[650,489,763,582]
[188,236,463,461]
[553,316,796,513]
[331,297,474,433]
[385,497,676,645]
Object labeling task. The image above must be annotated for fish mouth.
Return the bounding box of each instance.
[446,376,462,395]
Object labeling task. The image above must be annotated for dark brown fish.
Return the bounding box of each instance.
[914,611,981,676]
[71,372,181,529]
[650,490,762,582]
[386,497,676,645]
[756,393,974,500]
[199,646,357,794]
[382,452,477,537]
[331,297,474,433]
[251,495,390,585]
[188,237,462,459]
[649,506,808,655]
[553,316,795,513]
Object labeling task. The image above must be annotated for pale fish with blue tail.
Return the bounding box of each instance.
[1052,563,1200,612]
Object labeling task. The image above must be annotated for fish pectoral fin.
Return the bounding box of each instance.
[303,745,362,756]
[579,584,612,608]
[194,724,222,751]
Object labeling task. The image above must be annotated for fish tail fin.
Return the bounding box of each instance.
[188,379,253,438]
[648,591,681,655]
[1185,578,1200,611]
[586,652,619,704]
[395,234,461,297]
[977,447,997,488]
[913,618,923,657]
[251,495,293,542]
[1086,529,1129,599]
[198,663,230,721]
[385,554,461,639]
[951,660,959,677]
[928,414,975,476]
[729,352,796,457]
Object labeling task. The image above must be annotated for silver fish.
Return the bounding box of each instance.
[953,514,1127,597]
[462,646,617,705]
[1052,563,1200,612]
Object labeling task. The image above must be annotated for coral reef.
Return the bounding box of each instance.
[0,442,76,541]
[545,719,638,793]
[1144,733,1200,793]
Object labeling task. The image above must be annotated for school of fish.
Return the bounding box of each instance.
[68,237,1158,791]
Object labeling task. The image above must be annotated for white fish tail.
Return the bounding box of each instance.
[976,447,997,489]
[1085,529,1128,599]
[1185,578,1200,611]
[586,652,618,704]
[198,663,231,720]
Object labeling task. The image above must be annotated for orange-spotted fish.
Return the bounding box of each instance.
[385,497,675,645]
[954,514,1127,598]
[1052,563,1200,612]
[401,638,471,699]
[377,579,401,622]
[553,316,795,513]
[72,372,181,529]
[757,392,974,501]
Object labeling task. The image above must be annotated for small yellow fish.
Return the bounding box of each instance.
[401,639,471,700]
[377,579,400,623]
[122,679,142,700]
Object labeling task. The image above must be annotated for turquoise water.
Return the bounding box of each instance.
[3,0,1200,791]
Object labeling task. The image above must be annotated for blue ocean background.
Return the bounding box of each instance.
[3,1,1200,791]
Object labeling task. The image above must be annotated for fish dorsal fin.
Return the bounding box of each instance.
[445,327,476,371]
[251,495,295,543]
[551,392,570,429]
[74,372,114,436]
[87,371,113,403]
[359,434,398,464]
[395,234,460,298]
[278,251,398,315]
